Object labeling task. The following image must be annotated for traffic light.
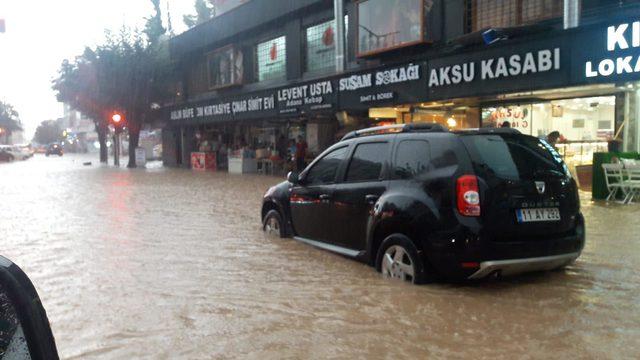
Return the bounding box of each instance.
[111,113,122,124]
[110,112,125,132]
[0,19,5,33]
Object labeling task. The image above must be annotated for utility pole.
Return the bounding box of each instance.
[334,0,345,73]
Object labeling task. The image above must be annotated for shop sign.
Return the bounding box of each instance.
[584,21,640,78]
[277,80,337,115]
[428,48,560,87]
[339,63,420,91]
[169,93,276,122]
[338,63,424,109]
[427,38,568,101]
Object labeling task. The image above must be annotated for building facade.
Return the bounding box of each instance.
[159,0,640,179]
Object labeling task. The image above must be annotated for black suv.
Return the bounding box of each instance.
[261,124,585,283]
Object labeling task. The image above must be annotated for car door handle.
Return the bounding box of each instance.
[319,194,332,201]
[365,194,379,204]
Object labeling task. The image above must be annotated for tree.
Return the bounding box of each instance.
[183,0,215,29]
[33,120,62,145]
[0,101,22,145]
[52,0,172,167]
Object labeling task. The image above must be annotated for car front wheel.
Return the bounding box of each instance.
[263,210,285,238]
[376,234,430,284]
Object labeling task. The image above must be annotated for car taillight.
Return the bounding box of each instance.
[457,175,480,217]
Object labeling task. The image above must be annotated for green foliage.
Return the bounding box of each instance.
[33,120,61,145]
[144,0,166,45]
[0,101,22,132]
[51,0,174,166]
[183,0,215,29]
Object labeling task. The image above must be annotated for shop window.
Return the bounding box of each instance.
[465,0,564,33]
[345,142,389,182]
[305,146,348,185]
[255,36,287,82]
[303,16,348,74]
[207,46,244,89]
[357,0,426,57]
[393,140,431,179]
[481,96,615,167]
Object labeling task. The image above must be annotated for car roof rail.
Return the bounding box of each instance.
[341,123,448,141]
[454,127,522,135]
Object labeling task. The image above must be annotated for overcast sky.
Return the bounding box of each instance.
[0,0,194,138]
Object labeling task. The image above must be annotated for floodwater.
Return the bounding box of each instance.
[1,154,639,359]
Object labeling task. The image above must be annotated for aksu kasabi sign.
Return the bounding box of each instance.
[586,21,640,78]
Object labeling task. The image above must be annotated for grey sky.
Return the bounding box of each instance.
[0,0,193,138]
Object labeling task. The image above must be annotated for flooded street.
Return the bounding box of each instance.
[1,154,639,359]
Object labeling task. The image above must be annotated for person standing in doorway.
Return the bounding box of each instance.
[295,135,308,172]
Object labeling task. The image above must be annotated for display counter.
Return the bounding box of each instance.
[556,141,607,190]
[191,152,217,171]
[228,148,257,174]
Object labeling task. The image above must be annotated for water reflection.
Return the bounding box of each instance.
[0,155,639,358]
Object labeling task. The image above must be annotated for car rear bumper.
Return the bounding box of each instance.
[467,251,581,279]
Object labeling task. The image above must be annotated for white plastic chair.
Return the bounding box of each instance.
[602,163,627,202]
[623,164,640,204]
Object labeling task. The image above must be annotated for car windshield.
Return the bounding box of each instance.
[461,134,570,181]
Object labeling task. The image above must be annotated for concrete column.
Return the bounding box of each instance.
[334,0,345,72]
[564,0,581,29]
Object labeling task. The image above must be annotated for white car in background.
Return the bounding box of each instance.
[0,145,32,161]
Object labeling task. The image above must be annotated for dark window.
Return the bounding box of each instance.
[207,46,244,89]
[345,142,389,182]
[393,140,431,179]
[357,0,425,56]
[305,146,348,185]
[461,134,569,181]
[465,0,564,33]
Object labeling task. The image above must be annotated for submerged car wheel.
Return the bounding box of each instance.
[263,210,285,238]
[376,234,429,284]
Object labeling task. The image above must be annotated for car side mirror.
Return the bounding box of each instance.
[287,171,300,185]
[0,256,59,359]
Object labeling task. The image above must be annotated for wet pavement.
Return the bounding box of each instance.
[1,154,639,359]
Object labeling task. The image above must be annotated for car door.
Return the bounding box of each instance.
[290,145,349,243]
[331,141,391,250]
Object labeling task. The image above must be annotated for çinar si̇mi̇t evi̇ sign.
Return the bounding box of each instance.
[586,21,640,78]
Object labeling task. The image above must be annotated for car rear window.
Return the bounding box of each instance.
[461,134,568,181]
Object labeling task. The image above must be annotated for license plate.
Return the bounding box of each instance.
[516,208,561,223]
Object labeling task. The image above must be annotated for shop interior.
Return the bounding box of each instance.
[192,121,307,174]
[357,84,628,190]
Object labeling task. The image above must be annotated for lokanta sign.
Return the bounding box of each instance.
[586,21,640,78]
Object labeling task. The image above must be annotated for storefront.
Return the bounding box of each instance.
[163,15,640,184]
[421,19,640,188]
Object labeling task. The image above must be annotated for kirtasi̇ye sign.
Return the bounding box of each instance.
[277,80,335,115]
[585,21,640,78]
[169,92,276,123]
[338,62,424,109]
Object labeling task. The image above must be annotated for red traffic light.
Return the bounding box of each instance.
[111,113,122,123]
